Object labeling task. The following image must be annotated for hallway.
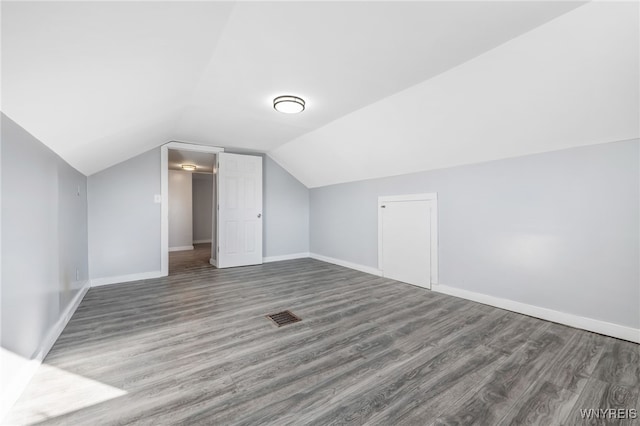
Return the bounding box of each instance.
[169,244,212,275]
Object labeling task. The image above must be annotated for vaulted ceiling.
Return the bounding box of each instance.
[2,1,637,186]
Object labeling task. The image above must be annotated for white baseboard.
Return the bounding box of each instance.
[193,239,212,244]
[432,283,640,344]
[309,253,382,277]
[0,280,90,421]
[209,258,217,267]
[36,281,90,359]
[90,270,164,287]
[308,253,638,343]
[263,252,310,263]
[169,245,194,252]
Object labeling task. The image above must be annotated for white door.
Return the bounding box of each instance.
[216,153,263,268]
[210,160,217,264]
[380,200,431,288]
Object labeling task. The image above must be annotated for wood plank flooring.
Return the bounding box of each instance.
[169,243,212,275]
[6,257,639,425]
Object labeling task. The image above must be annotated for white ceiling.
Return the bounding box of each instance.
[1,1,590,178]
[168,150,216,173]
[271,1,640,187]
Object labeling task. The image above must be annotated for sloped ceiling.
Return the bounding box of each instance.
[270,1,640,187]
[2,2,636,186]
[2,1,234,175]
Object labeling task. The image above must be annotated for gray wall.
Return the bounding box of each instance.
[192,173,213,243]
[87,149,309,279]
[264,155,309,256]
[310,139,639,329]
[168,170,193,249]
[1,113,88,360]
[88,149,161,279]
[57,159,90,307]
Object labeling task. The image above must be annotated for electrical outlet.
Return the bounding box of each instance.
[154,194,162,203]
[76,268,80,281]
[77,184,81,196]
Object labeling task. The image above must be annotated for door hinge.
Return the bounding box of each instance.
[217,246,220,252]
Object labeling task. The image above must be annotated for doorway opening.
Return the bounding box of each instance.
[161,142,264,276]
[167,148,216,275]
[161,142,224,276]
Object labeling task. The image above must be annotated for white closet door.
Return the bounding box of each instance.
[381,200,431,288]
[217,153,262,268]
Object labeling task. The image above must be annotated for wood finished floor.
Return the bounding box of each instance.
[169,243,212,275]
[6,257,639,425]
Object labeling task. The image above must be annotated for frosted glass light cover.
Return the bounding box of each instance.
[273,96,305,113]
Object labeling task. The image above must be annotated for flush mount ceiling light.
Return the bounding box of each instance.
[181,164,196,171]
[273,95,305,114]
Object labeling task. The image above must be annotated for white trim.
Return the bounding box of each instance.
[263,252,310,263]
[0,280,90,421]
[378,193,438,288]
[432,283,640,344]
[193,239,212,244]
[165,141,225,154]
[310,253,382,277]
[209,258,218,267]
[169,245,194,252]
[161,146,169,276]
[90,271,164,287]
[37,281,90,359]
[379,193,438,203]
[307,253,639,343]
[161,142,224,277]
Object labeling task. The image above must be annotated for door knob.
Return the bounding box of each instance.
[257,213,262,218]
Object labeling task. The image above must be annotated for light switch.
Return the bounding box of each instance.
[154,194,162,203]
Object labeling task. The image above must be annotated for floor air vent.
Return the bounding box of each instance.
[266,310,301,327]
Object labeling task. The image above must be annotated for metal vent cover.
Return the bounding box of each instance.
[266,310,301,327]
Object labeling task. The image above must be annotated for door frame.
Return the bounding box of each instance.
[377,193,438,287]
[160,142,224,276]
